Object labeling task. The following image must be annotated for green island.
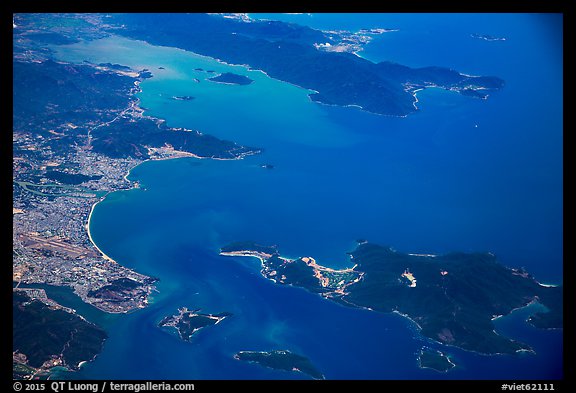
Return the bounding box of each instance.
[13,290,107,379]
[417,347,456,372]
[220,241,562,355]
[158,307,231,342]
[234,350,324,380]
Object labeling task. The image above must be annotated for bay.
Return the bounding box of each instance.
[51,13,562,379]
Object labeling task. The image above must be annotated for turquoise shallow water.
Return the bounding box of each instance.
[51,13,562,379]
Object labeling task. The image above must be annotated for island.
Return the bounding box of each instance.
[158,307,231,342]
[13,289,107,379]
[220,241,562,355]
[234,350,324,380]
[171,95,195,101]
[471,33,506,42]
[208,72,254,85]
[417,347,455,372]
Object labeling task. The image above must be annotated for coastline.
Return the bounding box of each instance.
[392,309,423,331]
[13,14,563,381]
[86,152,248,265]
[491,297,546,322]
[417,347,456,373]
[221,245,555,358]
[84,34,414,119]
[86,196,117,265]
[83,145,257,300]
[80,48,265,314]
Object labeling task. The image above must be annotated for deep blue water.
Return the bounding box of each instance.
[51,13,562,379]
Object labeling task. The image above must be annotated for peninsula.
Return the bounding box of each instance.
[109,13,504,117]
[13,289,107,379]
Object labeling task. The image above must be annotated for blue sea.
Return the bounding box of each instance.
[50,13,562,379]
